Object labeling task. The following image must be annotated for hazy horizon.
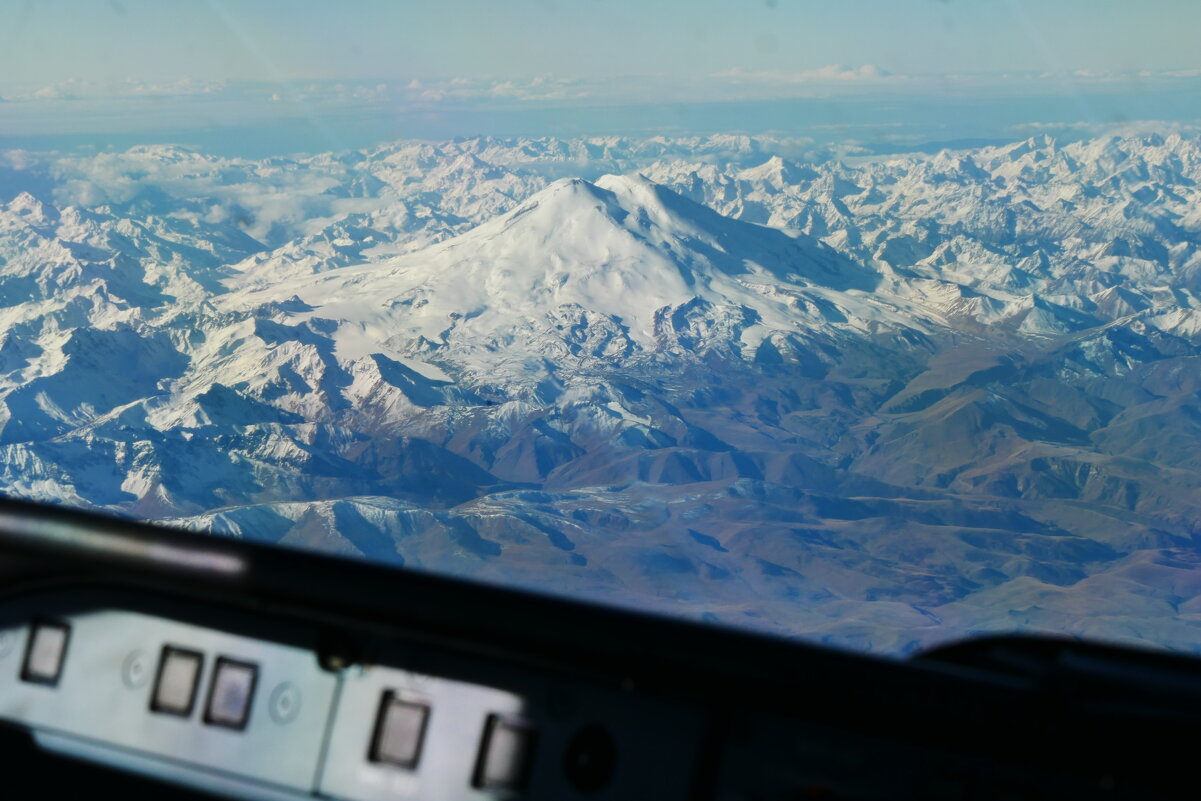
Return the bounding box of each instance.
[3,1,1200,156]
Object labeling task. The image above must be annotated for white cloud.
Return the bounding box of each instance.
[31,78,86,100]
[46,147,370,245]
[125,77,226,96]
[10,77,226,102]
[488,78,576,101]
[1033,68,1201,84]
[259,75,586,107]
[1007,119,1201,140]
[713,64,895,85]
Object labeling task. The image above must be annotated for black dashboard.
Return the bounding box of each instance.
[0,499,1199,800]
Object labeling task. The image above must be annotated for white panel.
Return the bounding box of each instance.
[320,664,527,801]
[0,610,338,792]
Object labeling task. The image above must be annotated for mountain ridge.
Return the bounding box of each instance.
[0,131,1199,654]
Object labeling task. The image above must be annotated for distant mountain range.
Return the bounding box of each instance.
[1,132,1200,654]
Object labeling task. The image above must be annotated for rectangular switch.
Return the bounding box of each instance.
[369,690,430,769]
[473,714,536,791]
[204,657,258,730]
[21,621,70,686]
[151,646,204,717]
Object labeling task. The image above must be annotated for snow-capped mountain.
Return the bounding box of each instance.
[1,132,1200,655]
[227,174,881,387]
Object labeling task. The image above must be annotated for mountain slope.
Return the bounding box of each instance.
[226,175,884,376]
[0,132,1199,654]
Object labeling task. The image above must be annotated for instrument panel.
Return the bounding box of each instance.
[0,596,700,801]
[4,501,1201,801]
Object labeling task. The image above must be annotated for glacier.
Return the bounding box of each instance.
[1,132,1200,655]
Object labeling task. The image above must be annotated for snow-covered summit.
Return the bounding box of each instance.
[227,174,876,373]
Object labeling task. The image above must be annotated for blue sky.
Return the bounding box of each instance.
[1,1,1199,154]
[4,0,1199,86]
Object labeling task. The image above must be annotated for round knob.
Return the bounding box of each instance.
[122,650,152,689]
[269,682,302,724]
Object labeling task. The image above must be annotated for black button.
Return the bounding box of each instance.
[150,646,204,717]
[563,725,616,794]
[370,691,431,769]
[473,714,537,791]
[20,620,70,686]
[204,657,258,730]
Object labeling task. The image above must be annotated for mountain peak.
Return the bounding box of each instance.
[503,176,614,219]
[234,172,873,359]
[737,155,813,188]
[5,191,55,225]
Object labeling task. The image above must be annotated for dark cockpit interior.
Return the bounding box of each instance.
[2,499,1201,800]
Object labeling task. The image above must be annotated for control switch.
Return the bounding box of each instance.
[370,691,430,769]
[473,714,536,791]
[151,646,203,717]
[205,657,258,730]
[21,621,70,686]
